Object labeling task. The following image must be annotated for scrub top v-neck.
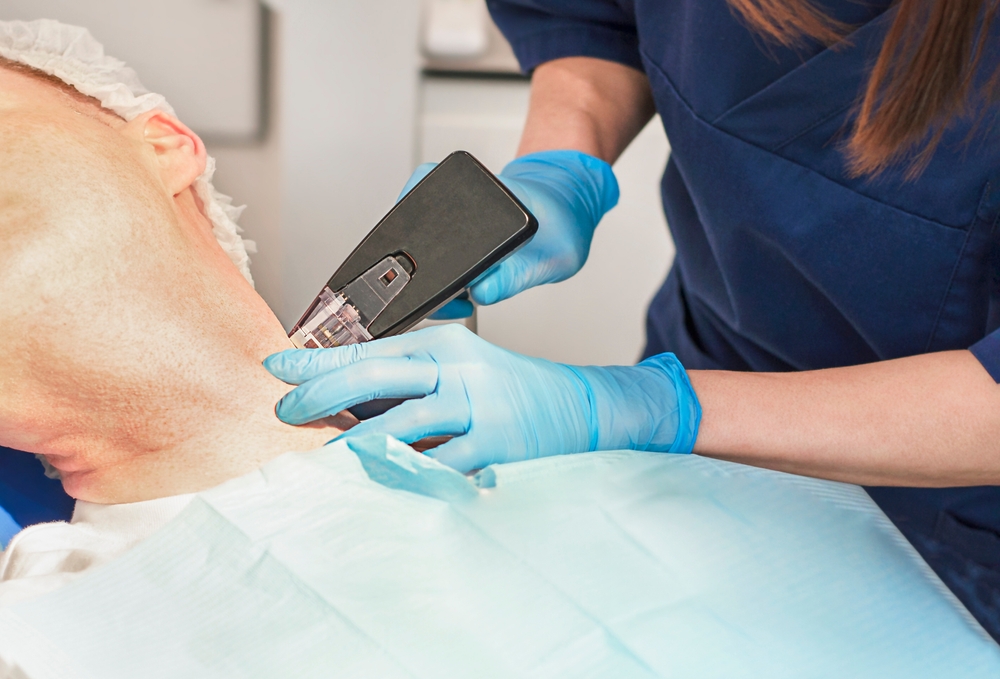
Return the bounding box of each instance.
[487,0,1000,641]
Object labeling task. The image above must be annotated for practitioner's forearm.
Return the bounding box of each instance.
[518,57,656,164]
[689,350,1000,487]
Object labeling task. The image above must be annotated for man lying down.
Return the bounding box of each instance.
[0,21,354,593]
[0,19,998,679]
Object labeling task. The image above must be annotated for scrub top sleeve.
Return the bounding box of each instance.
[486,0,643,73]
[970,330,1000,383]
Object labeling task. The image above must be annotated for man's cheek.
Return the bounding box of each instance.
[0,411,41,453]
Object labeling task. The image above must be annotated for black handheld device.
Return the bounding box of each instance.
[288,151,538,349]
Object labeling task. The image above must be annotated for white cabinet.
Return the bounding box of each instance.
[418,76,675,365]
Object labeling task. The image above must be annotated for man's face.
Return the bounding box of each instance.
[0,65,293,500]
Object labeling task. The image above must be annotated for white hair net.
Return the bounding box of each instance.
[0,19,256,285]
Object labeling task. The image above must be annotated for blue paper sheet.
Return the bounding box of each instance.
[1,435,997,678]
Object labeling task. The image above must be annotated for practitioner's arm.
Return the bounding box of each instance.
[267,329,1000,488]
[690,350,1000,486]
[516,56,656,163]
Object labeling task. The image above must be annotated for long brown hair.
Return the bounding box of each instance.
[726,0,1000,177]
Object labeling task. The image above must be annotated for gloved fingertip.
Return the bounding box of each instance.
[264,347,310,368]
[274,394,310,426]
[264,359,302,384]
[273,399,293,424]
[262,352,286,373]
[469,277,503,306]
[430,298,474,320]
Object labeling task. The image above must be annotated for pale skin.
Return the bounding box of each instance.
[522,56,1000,487]
[0,66,351,504]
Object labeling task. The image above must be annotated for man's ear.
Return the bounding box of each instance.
[122,111,207,196]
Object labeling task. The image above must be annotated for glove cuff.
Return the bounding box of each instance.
[560,364,601,453]
[501,150,620,223]
[638,354,702,454]
[568,353,702,455]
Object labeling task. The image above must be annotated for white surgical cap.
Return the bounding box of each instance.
[0,19,256,285]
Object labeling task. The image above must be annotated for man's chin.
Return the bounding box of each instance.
[52,462,147,505]
[57,470,103,504]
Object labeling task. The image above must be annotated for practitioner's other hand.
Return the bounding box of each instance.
[398,150,620,319]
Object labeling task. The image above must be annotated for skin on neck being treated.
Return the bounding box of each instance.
[0,65,350,505]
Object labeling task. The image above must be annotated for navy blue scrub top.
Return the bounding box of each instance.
[488,0,1000,641]
[0,447,75,528]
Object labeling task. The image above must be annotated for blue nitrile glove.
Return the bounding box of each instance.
[400,150,620,319]
[264,324,701,473]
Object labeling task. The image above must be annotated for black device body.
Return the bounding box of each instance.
[316,151,537,419]
[326,150,537,339]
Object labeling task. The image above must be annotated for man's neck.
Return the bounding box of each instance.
[54,361,353,504]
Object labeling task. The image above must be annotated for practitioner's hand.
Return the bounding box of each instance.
[399,150,620,319]
[264,325,701,473]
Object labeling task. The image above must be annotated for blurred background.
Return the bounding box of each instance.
[0,0,674,366]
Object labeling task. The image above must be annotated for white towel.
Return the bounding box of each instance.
[0,494,192,607]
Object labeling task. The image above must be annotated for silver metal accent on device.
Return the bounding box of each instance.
[288,256,412,349]
[342,256,411,326]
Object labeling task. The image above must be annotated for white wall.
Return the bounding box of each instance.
[0,0,266,140]
[207,12,284,316]
[263,0,422,329]
[210,1,424,329]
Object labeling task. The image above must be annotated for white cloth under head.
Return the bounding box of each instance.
[0,495,193,608]
[0,19,256,285]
